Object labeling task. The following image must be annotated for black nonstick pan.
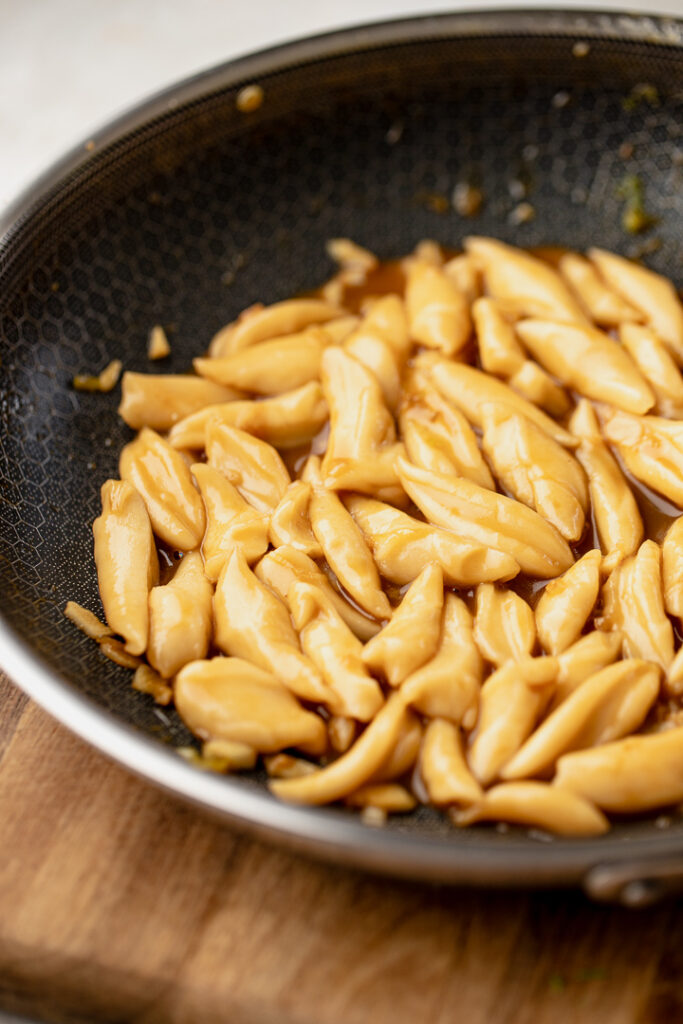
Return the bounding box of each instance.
[2,9,683,903]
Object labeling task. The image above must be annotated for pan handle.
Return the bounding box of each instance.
[584,859,683,906]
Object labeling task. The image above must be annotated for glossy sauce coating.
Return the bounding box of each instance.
[80,238,683,837]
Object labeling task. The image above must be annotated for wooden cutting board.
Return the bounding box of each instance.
[0,669,681,1024]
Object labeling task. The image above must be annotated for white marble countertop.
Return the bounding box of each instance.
[2,0,683,211]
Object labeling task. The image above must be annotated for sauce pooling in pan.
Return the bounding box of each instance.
[66,235,683,836]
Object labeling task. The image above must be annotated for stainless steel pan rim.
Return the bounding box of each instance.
[2,8,683,900]
[3,6,683,236]
[6,619,683,898]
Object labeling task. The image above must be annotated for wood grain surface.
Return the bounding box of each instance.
[0,670,682,1024]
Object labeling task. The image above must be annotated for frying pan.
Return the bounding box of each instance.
[2,8,683,904]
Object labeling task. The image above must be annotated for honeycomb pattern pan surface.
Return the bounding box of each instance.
[2,10,683,895]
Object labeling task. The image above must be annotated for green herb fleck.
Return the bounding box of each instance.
[623,83,660,112]
[617,175,658,234]
[548,972,566,993]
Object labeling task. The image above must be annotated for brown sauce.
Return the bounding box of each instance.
[528,245,571,268]
[157,544,185,585]
[620,465,679,543]
[340,259,407,313]
[332,247,458,312]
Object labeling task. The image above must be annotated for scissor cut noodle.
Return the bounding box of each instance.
[397,457,573,579]
[507,359,571,418]
[419,719,483,806]
[619,323,683,418]
[535,550,602,656]
[76,238,683,836]
[400,369,495,489]
[500,659,659,780]
[361,563,443,687]
[480,405,588,541]
[429,359,576,447]
[588,247,683,361]
[402,593,482,727]
[515,319,655,415]
[472,296,525,378]
[119,427,206,550]
[598,540,674,674]
[168,382,329,451]
[467,657,558,786]
[119,372,241,430]
[569,399,643,573]
[255,546,381,642]
[194,327,332,395]
[405,260,472,356]
[93,480,158,656]
[147,550,213,678]
[206,421,290,513]
[288,582,384,722]
[268,480,322,557]
[214,549,332,706]
[345,494,518,586]
[371,709,423,783]
[558,252,641,327]
[174,657,327,756]
[473,583,536,668]
[464,236,590,325]
[453,782,608,836]
[308,483,392,621]
[552,631,623,708]
[210,298,343,355]
[193,463,270,578]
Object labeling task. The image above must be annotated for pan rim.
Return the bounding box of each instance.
[2,5,682,233]
[6,621,683,889]
[2,6,683,890]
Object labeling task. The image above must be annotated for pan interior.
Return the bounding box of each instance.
[2,15,683,861]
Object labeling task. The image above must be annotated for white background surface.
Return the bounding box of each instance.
[2,0,683,211]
